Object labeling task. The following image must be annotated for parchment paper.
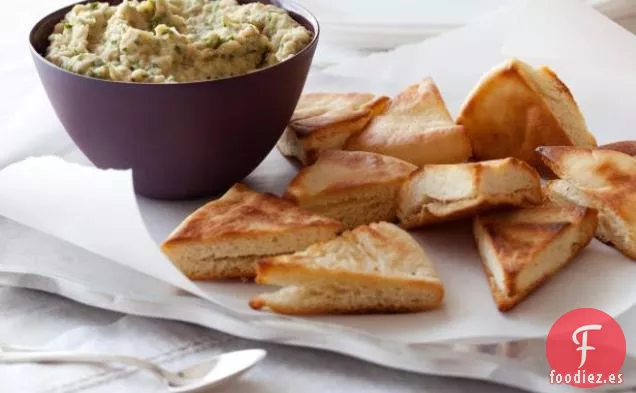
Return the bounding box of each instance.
[1,0,635,344]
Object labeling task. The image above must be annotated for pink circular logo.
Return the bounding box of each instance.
[546,308,626,388]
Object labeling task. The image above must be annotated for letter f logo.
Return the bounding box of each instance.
[572,324,602,368]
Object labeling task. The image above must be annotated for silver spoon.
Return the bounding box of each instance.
[0,344,266,393]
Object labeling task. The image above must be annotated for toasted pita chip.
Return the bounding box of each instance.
[284,150,417,229]
[277,93,390,165]
[474,201,597,312]
[398,157,543,229]
[457,59,597,170]
[250,222,444,315]
[161,184,342,280]
[538,146,636,259]
[345,78,472,166]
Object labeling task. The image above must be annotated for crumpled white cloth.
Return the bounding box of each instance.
[0,272,520,393]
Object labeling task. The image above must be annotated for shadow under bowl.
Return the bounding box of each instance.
[29,0,318,199]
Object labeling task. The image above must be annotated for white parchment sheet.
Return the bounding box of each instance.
[1,0,635,344]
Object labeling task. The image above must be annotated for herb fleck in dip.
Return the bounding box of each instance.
[46,0,312,83]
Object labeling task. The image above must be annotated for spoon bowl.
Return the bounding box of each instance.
[0,344,266,392]
[169,349,267,392]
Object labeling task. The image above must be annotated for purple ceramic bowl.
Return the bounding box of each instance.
[30,0,319,199]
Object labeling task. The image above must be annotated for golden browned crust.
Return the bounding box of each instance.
[485,242,593,312]
[251,262,444,315]
[248,296,442,315]
[283,150,417,202]
[255,222,439,284]
[458,61,570,166]
[399,194,542,229]
[285,114,374,165]
[249,222,444,314]
[345,78,472,166]
[183,255,260,281]
[397,158,543,229]
[537,146,636,222]
[277,93,390,165]
[600,141,636,157]
[545,180,636,260]
[248,296,267,310]
[347,124,472,166]
[290,93,390,135]
[255,260,443,290]
[476,204,595,284]
[190,271,255,281]
[537,66,576,102]
[535,145,576,178]
[543,148,634,186]
[457,59,595,170]
[474,202,598,312]
[485,265,559,312]
[161,183,342,248]
[481,223,566,279]
[538,146,636,259]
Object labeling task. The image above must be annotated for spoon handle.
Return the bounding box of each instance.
[0,351,185,385]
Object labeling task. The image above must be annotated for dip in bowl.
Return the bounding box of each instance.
[46,0,313,83]
[30,0,318,199]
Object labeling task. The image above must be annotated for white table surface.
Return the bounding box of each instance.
[3,1,636,392]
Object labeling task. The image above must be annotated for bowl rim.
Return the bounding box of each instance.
[29,0,320,86]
